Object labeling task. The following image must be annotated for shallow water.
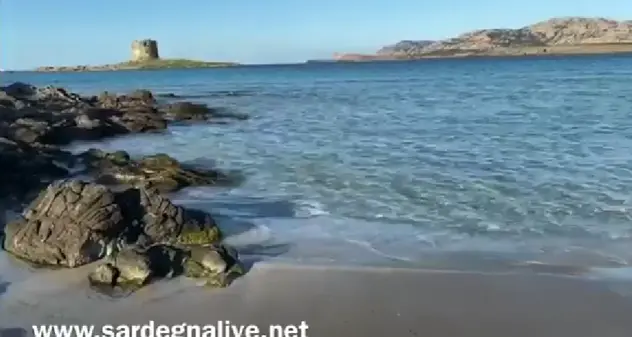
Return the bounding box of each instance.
[3,55,632,276]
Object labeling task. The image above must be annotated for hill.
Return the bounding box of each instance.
[336,17,632,60]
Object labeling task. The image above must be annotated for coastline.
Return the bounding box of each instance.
[4,58,632,336]
[1,262,632,336]
[34,58,238,73]
[334,43,632,62]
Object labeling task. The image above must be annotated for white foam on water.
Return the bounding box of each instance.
[293,200,330,218]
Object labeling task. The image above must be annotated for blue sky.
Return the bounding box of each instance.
[1,0,631,69]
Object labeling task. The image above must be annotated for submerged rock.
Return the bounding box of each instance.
[161,102,249,122]
[80,148,233,192]
[162,102,213,121]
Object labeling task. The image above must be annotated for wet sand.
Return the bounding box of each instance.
[1,262,632,336]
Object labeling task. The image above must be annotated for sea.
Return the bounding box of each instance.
[3,54,632,280]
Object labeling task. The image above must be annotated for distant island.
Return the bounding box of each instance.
[35,39,237,72]
[333,17,632,61]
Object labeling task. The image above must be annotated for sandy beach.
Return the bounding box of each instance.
[1,261,632,337]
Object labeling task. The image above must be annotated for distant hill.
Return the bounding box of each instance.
[35,59,237,72]
[335,17,632,60]
[376,40,435,56]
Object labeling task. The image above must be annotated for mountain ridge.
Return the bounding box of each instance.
[336,17,632,60]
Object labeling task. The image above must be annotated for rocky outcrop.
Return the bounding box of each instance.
[0,82,167,146]
[89,243,242,292]
[3,180,125,267]
[0,82,246,208]
[79,149,234,192]
[342,17,632,59]
[0,82,249,295]
[3,180,243,293]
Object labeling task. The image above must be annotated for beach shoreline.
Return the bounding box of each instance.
[2,262,632,336]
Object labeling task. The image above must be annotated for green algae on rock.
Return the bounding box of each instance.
[183,244,244,288]
[176,226,222,245]
[80,149,234,193]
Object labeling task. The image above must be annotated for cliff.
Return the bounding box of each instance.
[336,17,632,60]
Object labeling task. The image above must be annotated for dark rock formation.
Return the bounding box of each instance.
[163,102,249,122]
[183,244,243,287]
[0,82,248,295]
[0,82,247,208]
[0,137,73,208]
[2,180,223,267]
[3,180,124,267]
[3,179,243,294]
[79,148,234,192]
[89,242,242,293]
[0,83,167,146]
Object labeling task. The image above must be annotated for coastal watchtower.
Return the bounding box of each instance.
[131,39,160,62]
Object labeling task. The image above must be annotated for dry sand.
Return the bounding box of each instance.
[1,262,632,337]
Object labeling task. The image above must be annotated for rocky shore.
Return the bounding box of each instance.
[0,82,248,295]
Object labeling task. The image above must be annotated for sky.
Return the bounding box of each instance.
[1,0,632,70]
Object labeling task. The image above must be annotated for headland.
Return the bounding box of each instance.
[34,39,237,72]
[334,17,632,61]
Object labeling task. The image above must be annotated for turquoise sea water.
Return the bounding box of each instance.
[3,55,632,274]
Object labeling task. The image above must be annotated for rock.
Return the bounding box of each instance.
[145,244,188,278]
[183,243,244,287]
[161,102,249,122]
[2,180,124,267]
[162,102,213,121]
[0,137,72,207]
[2,179,227,268]
[135,186,221,245]
[9,117,54,144]
[129,89,155,102]
[1,178,244,294]
[0,82,245,150]
[97,91,155,111]
[0,84,168,147]
[108,248,153,286]
[88,242,241,293]
[0,91,26,109]
[88,247,155,294]
[88,263,119,286]
[2,82,86,110]
[80,149,231,192]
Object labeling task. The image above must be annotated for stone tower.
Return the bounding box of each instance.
[130,39,160,62]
